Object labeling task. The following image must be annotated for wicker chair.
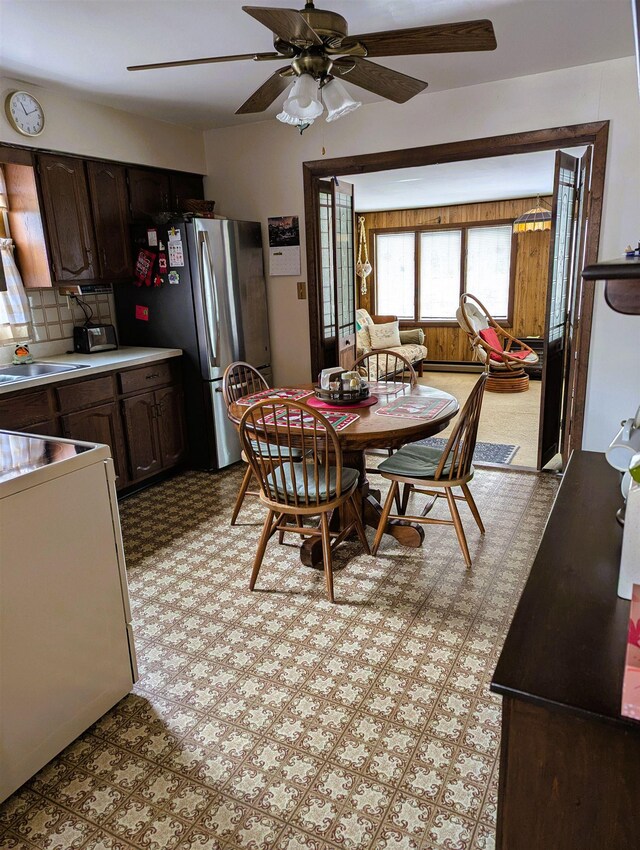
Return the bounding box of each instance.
[456,293,538,393]
[372,373,487,567]
[239,399,370,602]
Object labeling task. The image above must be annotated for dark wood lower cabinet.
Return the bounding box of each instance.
[121,384,186,483]
[155,385,186,468]
[121,391,163,481]
[492,452,640,849]
[62,401,128,487]
[0,357,186,491]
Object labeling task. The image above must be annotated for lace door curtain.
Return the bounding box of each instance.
[0,167,33,344]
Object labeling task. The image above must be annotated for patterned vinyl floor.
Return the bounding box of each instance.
[0,464,559,850]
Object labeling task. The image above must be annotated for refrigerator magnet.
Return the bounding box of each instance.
[168,242,184,267]
[147,228,158,247]
[135,305,149,321]
[168,270,180,285]
[158,252,167,272]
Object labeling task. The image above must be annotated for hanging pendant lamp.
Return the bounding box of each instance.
[512,196,552,233]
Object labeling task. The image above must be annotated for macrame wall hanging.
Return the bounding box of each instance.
[355,215,372,296]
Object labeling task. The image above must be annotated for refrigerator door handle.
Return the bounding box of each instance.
[197,230,220,368]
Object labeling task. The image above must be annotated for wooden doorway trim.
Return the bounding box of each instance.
[303,121,609,453]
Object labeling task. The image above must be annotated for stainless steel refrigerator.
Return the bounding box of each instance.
[114,217,271,470]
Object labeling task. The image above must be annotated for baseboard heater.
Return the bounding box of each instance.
[424,361,484,373]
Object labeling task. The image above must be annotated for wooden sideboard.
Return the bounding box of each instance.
[491,451,640,849]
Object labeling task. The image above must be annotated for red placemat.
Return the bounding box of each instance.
[307,394,378,410]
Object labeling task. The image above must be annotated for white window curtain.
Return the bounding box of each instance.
[375,232,415,318]
[420,230,462,320]
[0,167,33,345]
[466,225,513,318]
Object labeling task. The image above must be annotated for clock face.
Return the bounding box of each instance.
[5,91,45,136]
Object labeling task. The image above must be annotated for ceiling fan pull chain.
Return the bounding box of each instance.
[356,215,372,295]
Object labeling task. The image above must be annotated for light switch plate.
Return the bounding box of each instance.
[297,281,306,300]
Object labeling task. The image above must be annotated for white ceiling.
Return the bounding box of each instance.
[342,147,588,211]
[0,0,635,130]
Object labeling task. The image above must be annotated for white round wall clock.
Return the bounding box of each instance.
[4,90,45,137]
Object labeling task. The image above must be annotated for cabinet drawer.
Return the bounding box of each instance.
[118,361,174,394]
[56,375,115,413]
[0,390,52,430]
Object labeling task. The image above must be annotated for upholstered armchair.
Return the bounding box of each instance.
[355,309,428,378]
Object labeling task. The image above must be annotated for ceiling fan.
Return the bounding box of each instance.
[128,2,497,126]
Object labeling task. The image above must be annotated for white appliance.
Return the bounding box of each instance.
[0,430,137,802]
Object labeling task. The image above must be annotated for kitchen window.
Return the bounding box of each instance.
[373,222,516,323]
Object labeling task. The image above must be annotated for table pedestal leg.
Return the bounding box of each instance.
[299,450,423,567]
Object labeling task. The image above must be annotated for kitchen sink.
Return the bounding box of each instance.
[0,362,89,383]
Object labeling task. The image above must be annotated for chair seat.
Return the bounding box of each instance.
[266,463,359,499]
[251,439,302,459]
[379,444,474,481]
[488,351,538,368]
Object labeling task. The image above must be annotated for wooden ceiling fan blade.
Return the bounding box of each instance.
[341,19,497,57]
[243,5,322,46]
[128,52,281,71]
[333,57,427,104]
[236,68,293,114]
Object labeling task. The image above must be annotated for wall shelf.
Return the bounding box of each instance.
[582,256,640,314]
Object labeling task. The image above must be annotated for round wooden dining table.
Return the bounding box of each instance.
[229,382,459,567]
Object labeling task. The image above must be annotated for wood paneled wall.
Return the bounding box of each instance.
[357,197,551,362]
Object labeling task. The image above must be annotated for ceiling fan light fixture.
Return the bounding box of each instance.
[281,73,323,121]
[322,78,361,122]
[276,110,314,127]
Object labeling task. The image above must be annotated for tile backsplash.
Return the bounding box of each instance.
[0,288,116,365]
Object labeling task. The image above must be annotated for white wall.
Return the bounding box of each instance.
[1,77,206,173]
[203,56,640,452]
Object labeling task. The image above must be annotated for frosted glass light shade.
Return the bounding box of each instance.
[276,111,314,127]
[323,78,361,122]
[281,74,323,121]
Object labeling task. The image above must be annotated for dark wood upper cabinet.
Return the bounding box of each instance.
[37,154,98,282]
[127,168,170,221]
[86,161,131,281]
[169,171,204,212]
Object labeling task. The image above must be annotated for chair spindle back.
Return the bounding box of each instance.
[239,400,344,510]
[222,361,269,409]
[353,349,417,388]
[434,373,487,482]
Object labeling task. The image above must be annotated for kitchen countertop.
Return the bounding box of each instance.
[0,347,182,395]
[0,430,102,486]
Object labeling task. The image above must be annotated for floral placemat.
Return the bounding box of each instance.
[236,387,313,406]
[259,408,359,431]
[365,380,409,395]
[375,395,454,420]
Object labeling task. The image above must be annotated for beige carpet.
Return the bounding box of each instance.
[0,466,558,850]
[418,372,541,469]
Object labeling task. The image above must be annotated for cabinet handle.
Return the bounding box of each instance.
[146,373,160,380]
[101,247,107,269]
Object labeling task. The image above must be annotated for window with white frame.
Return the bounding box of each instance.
[374,223,515,322]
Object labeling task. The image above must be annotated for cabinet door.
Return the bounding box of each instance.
[121,391,163,481]
[127,168,170,221]
[155,385,187,469]
[62,402,128,487]
[24,420,61,438]
[86,161,132,281]
[38,154,98,281]
[170,172,204,212]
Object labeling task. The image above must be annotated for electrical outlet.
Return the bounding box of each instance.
[297,281,306,300]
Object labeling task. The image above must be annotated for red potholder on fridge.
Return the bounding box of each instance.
[134,249,156,287]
